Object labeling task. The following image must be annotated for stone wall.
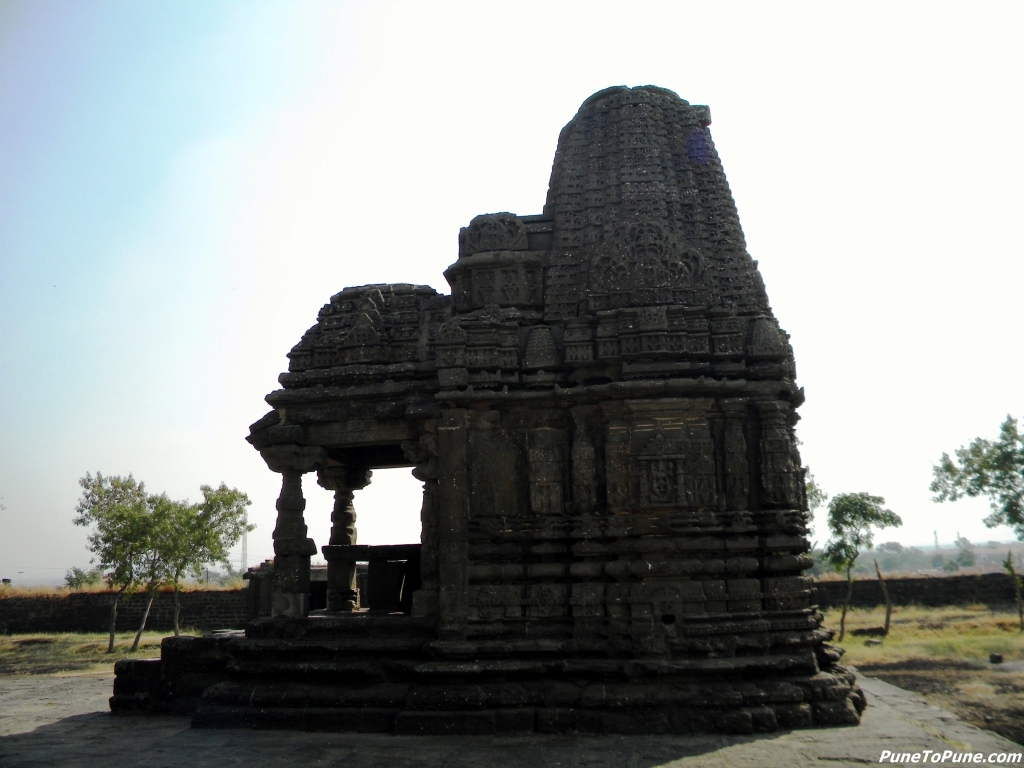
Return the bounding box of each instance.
[2,575,1017,634]
[0,589,248,634]
[812,573,1019,609]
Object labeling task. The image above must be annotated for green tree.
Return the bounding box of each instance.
[127,494,178,652]
[931,415,1024,540]
[875,541,905,573]
[954,535,976,569]
[74,473,251,651]
[160,484,251,635]
[73,473,153,652]
[64,566,104,589]
[823,492,903,641]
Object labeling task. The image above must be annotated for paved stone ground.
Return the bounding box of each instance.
[0,670,1020,767]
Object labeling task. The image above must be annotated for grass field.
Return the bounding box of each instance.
[826,604,1024,745]
[0,631,173,675]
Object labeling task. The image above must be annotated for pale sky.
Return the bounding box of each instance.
[2,1,1022,584]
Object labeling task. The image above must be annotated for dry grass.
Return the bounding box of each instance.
[828,604,1024,666]
[0,631,182,675]
[0,581,244,599]
[826,604,1024,745]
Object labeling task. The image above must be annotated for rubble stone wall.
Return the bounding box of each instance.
[0,589,248,634]
[812,573,1019,609]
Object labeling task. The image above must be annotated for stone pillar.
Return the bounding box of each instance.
[571,406,599,515]
[436,410,469,640]
[720,398,753,528]
[260,445,326,618]
[402,429,440,618]
[317,464,371,612]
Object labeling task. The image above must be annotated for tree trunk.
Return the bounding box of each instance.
[1005,552,1023,632]
[173,582,181,637]
[839,565,853,641]
[875,559,892,636]
[130,587,156,652]
[1015,574,1023,633]
[106,588,125,653]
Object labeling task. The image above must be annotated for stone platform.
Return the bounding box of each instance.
[3,672,1020,768]
[111,612,861,734]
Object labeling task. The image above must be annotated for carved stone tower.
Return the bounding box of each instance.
[112,86,864,734]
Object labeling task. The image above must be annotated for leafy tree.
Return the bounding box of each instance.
[126,494,179,652]
[875,541,905,574]
[160,484,251,635]
[74,473,251,651]
[931,415,1024,540]
[73,473,153,652]
[64,566,104,589]
[823,492,903,641]
[954,535,976,569]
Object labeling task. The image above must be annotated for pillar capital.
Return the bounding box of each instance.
[260,444,328,475]
[316,463,372,492]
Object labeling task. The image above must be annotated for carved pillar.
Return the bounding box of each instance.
[571,407,598,515]
[528,427,566,515]
[436,410,469,640]
[317,464,371,611]
[260,445,326,618]
[720,398,753,528]
[403,427,440,618]
[757,401,800,511]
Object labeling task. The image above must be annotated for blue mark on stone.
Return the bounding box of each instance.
[686,129,712,163]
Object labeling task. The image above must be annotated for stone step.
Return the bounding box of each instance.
[245,614,436,641]
[191,699,856,735]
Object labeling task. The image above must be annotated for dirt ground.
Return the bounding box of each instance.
[2,672,1021,768]
[856,658,1024,746]
[824,604,1024,747]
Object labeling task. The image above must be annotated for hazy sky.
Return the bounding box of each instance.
[2,1,1022,584]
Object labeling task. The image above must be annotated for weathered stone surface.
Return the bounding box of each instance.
[112,85,860,735]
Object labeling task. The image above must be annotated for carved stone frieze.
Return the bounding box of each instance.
[460,212,528,256]
[757,401,801,508]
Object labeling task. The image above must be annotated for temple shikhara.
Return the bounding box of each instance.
[113,86,865,734]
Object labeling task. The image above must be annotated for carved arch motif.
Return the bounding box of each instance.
[591,220,705,293]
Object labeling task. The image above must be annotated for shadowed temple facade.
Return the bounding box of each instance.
[112,86,865,734]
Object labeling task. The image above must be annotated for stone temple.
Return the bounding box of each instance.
[113,85,865,734]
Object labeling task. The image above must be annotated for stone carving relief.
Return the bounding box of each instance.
[524,326,560,369]
[758,402,800,508]
[634,425,717,513]
[462,212,528,255]
[571,418,598,514]
[528,429,565,515]
[589,221,710,310]
[748,315,787,360]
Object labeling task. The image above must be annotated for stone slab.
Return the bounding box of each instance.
[1,671,1020,767]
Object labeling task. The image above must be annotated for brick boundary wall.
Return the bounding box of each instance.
[0,589,249,634]
[1,575,1019,634]
[812,572,1019,609]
